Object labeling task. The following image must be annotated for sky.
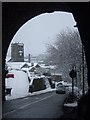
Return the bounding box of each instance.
[7,11,76,57]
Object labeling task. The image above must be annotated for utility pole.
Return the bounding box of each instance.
[28,54,31,63]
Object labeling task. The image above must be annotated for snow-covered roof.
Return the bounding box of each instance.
[40,64,56,69]
[6,62,40,70]
[21,62,40,68]
[7,62,27,70]
[51,73,62,75]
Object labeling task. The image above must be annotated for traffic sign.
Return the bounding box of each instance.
[69,70,77,78]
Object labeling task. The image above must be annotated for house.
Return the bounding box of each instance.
[21,63,41,73]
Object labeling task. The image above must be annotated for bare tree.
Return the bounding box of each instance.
[43,28,88,91]
[45,28,82,67]
[44,28,84,82]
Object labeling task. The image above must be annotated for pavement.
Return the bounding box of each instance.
[60,104,78,120]
[60,93,78,120]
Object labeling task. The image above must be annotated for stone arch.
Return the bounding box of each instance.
[2,2,90,101]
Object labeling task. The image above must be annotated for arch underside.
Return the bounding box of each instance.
[2,2,90,101]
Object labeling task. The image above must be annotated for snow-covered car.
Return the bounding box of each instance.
[56,83,66,94]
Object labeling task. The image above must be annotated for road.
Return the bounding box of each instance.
[3,91,66,118]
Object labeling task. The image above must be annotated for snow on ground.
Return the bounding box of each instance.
[64,102,78,107]
[5,70,29,100]
[28,87,56,97]
[5,62,82,101]
[5,69,55,100]
[66,86,82,96]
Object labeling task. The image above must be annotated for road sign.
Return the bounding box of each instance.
[69,70,77,78]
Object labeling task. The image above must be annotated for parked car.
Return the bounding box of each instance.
[56,83,66,94]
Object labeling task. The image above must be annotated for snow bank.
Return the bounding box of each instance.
[28,87,56,96]
[64,102,77,107]
[66,86,82,96]
[5,69,54,100]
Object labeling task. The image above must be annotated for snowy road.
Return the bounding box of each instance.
[3,91,66,118]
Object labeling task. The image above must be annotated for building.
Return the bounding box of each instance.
[11,42,24,62]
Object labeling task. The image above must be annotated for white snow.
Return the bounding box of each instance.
[66,86,82,96]
[7,62,26,70]
[64,102,77,107]
[40,64,56,69]
[28,87,56,96]
[6,62,81,101]
[5,66,55,100]
[7,62,40,70]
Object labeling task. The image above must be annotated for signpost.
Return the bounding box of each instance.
[69,69,77,95]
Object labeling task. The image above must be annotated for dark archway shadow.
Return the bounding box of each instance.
[2,2,90,120]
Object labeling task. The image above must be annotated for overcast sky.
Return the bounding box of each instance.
[7,11,76,57]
